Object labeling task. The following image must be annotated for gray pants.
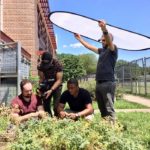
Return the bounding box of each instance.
[96,81,116,119]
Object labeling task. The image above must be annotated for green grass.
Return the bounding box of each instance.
[117,112,150,149]
[114,99,149,109]
[93,99,148,110]
[0,116,9,133]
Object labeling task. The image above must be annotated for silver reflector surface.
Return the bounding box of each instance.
[49,11,150,51]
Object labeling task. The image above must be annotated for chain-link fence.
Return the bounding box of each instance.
[115,57,150,96]
[0,42,31,105]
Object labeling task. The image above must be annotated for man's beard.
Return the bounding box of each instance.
[23,95,31,102]
[102,44,108,49]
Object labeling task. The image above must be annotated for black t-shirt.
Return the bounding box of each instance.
[96,46,118,81]
[60,88,92,112]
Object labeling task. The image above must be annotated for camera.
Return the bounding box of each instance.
[37,79,55,98]
[38,82,50,93]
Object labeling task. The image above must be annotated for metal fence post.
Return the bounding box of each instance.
[17,42,21,95]
[144,57,147,95]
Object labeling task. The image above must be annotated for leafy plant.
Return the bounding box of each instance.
[9,117,145,150]
[79,79,96,101]
[58,54,86,82]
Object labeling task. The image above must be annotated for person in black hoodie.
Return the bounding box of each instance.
[37,52,63,117]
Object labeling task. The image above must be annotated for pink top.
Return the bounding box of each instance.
[11,94,42,116]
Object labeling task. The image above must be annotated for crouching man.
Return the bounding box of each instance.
[57,78,94,120]
[10,79,46,124]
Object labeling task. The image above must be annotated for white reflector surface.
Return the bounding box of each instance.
[49,11,150,51]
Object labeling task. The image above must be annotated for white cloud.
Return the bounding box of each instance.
[63,45,68,48]
[62,43,84,49]
[69,43,84,48]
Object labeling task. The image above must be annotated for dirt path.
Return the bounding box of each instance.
[95,108,150,113]
[116,109,150,112]
[95,94,150,113]
[123,94,150,107]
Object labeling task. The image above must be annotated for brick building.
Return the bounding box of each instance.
[0,0,57,76]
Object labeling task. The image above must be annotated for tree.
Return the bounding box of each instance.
[79,53,97,75]
[58,54,86,81]
[116,59,129,67]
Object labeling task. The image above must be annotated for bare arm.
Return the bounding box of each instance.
[76,103,94,117]
[57,103,69,118]
[98,20,115,51]
[45,71,63,99]
[57,103,65,113]
[74,33,99,54]
[10,105,46,124]
[38,70,45,83]
[37,105,44,111]
[37,105,47,119]
[10,111,39,124]
[50,71,63,91]
[68,103,94,120]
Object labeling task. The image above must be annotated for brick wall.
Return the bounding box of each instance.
[3,0,39,76]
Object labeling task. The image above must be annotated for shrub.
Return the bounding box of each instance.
[79,79,96,101]
[115,84,124,100]
[10,117,145,150]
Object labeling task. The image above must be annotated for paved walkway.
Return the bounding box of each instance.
[116,109,150,112]
[95,94,150,113]
[123,94,150,107]
[117,94,150,112]
[95,108,150,113]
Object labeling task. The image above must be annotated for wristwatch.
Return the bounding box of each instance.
[75,113,80,118]
[103,31,108,35]
[50,89,54,92]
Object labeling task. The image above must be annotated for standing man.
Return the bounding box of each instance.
[57,78,94,120]
[11,79,46,124]
[74,20,118,122]
[37,52,63,116]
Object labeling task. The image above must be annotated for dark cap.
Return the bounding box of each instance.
[41,52,52,61]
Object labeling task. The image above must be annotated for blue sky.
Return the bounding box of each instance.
[48,0,150,61]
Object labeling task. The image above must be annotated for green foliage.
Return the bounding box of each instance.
[10,117,145,150]
[118,112,150,150]
[93,100,148,110]
[116,59,129,67]
[29,75,39,93]
[0,116,9,133]
[114,100,148,109]
[115,84,124,100]
[79,79,96,100]
[0,105,11,133]
[58,54,86,82]
[0,106,150,149]
[79,54,97,74]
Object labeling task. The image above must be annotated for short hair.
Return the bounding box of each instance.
[67,78,78,86]
[41,52,52,61]
[20,79,32,91]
